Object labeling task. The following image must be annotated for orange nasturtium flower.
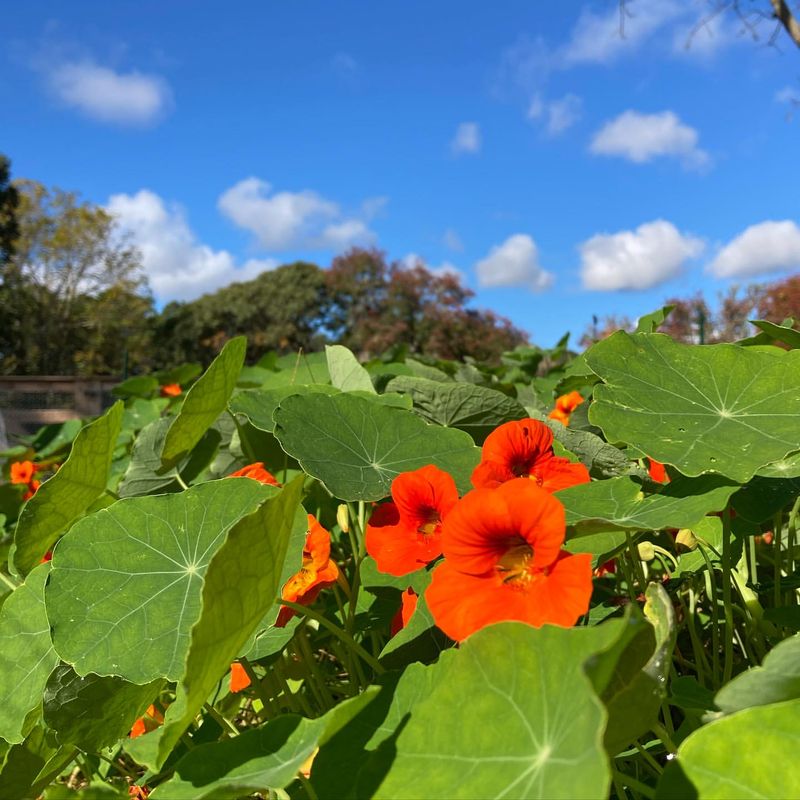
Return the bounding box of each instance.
[229,661,251,693]
[276,515,339,627]
[10,460,37,485]
[647,458,670,484]
[130,704,164,738]
[229,462,281,486]
[365,465,459,576]
[160,383,182,397]
[471,418,589,493]
[548,391,585,426]
[390,587,419,636]
[426,479,593,642]
[23,479,41,501]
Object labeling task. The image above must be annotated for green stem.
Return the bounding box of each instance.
[697,545,721,687]
[0,571,19,592]
[281,600,384,675]
[298,773,320,800]
[625,531,647,594]
[203,702,239,736]
[241,658,278,718]
[774,510,784,608]
[721,506,734,684]
[613,769,656,800]
[295,625,336,710]
[633,741,664,775]
[651,721,678,755]
[175,472,190,491]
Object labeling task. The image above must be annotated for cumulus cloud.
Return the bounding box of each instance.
[590,110,709,169]
[475,234,554,291]
[708,220,800,279]
[107,190,275,302]
[48,61,172,125]
[580,220,704,291]
[528,92,582,136]
[561,0,683,65]
[217,177,377,251]
[451,122,481,155]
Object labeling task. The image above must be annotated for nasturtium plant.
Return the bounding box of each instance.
[0,320,798,800]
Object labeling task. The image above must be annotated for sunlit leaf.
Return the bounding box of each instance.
[46,479,276,683]
[273,392,480,500]
[13,402,124,575]
[586,332,800,482]
[162,337,246,466]
[751,319,800,349]
[376,621,623,799]
[0,564,58,744]
[327,345,376,393]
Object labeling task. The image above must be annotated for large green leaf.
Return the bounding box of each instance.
[385,376,527,443]
[557,475,738,534]
[42,664,160,751]
[732,476,800,522]
[756,450,800,479]
[151,691,375,799]
[162,337,246,466]
[714,634,800,715]
[229,385,338,433]
[0,564,58,744]
[751,319,800,349]
[657,699,800,800]
[273,393,480,500]
[154,477,304,768]
[376,621,624,800]
[46,479,275,683]
[327,345,376,393]
[13,402,124,575]
[586,333,800,482]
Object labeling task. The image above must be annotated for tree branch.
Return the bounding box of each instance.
[770,0,800,46]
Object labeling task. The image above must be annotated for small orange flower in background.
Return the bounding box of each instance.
[229,462,281,487]
[276,515,339,627]
[426,479,593,642]
[229,661,251,693]
[23,479,41,501]
[130,704,164,738]
[471,418,589,493]
[548,391,584,426]
[10,460,37,485]
[160,383,182,397]
[647,458,670,484]
[390,587,419,637]
[366,465,458,576]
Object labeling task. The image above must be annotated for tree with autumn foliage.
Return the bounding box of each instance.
[324,249,528,363]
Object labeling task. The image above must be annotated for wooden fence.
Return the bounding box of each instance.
[0,376,119,443]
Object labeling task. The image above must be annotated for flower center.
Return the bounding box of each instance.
[496,540,534,585]
[416,508,441,537]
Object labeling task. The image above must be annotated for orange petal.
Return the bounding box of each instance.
[229,661,251,693]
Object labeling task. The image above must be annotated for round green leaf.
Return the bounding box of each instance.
[273,392,480,500]
[557,475,738,534]
[658,699,800,799]
[376,621,623,800]
[326,345,376,393]
[0,564,58,744]
[586,333,800,482]
[46,479,274,683]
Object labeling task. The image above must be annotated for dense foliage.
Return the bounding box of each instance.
[1,312,799,799]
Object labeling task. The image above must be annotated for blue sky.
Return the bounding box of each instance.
[3,1,800,347]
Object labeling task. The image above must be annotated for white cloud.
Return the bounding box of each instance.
[107,190,276,302]
[528,92,582,136]
[580,220,704,291]
[451,122,481,155]
[48,61,171,125]
[561,0,683,65]
[475,234,554,291]
[590,110,709,169]
[708,220,800,279]
[400,253,463,281]
[672,11,745,57]
[217,177,377,251]
[442,228,464,251]
[776,86,799,105]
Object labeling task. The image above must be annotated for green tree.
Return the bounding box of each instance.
[0,179,151,375]
[151,262,330,366]
[0,154,19,265]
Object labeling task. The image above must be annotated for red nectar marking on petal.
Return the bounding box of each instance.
[496,540,534,586]
[528,473,544,487]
